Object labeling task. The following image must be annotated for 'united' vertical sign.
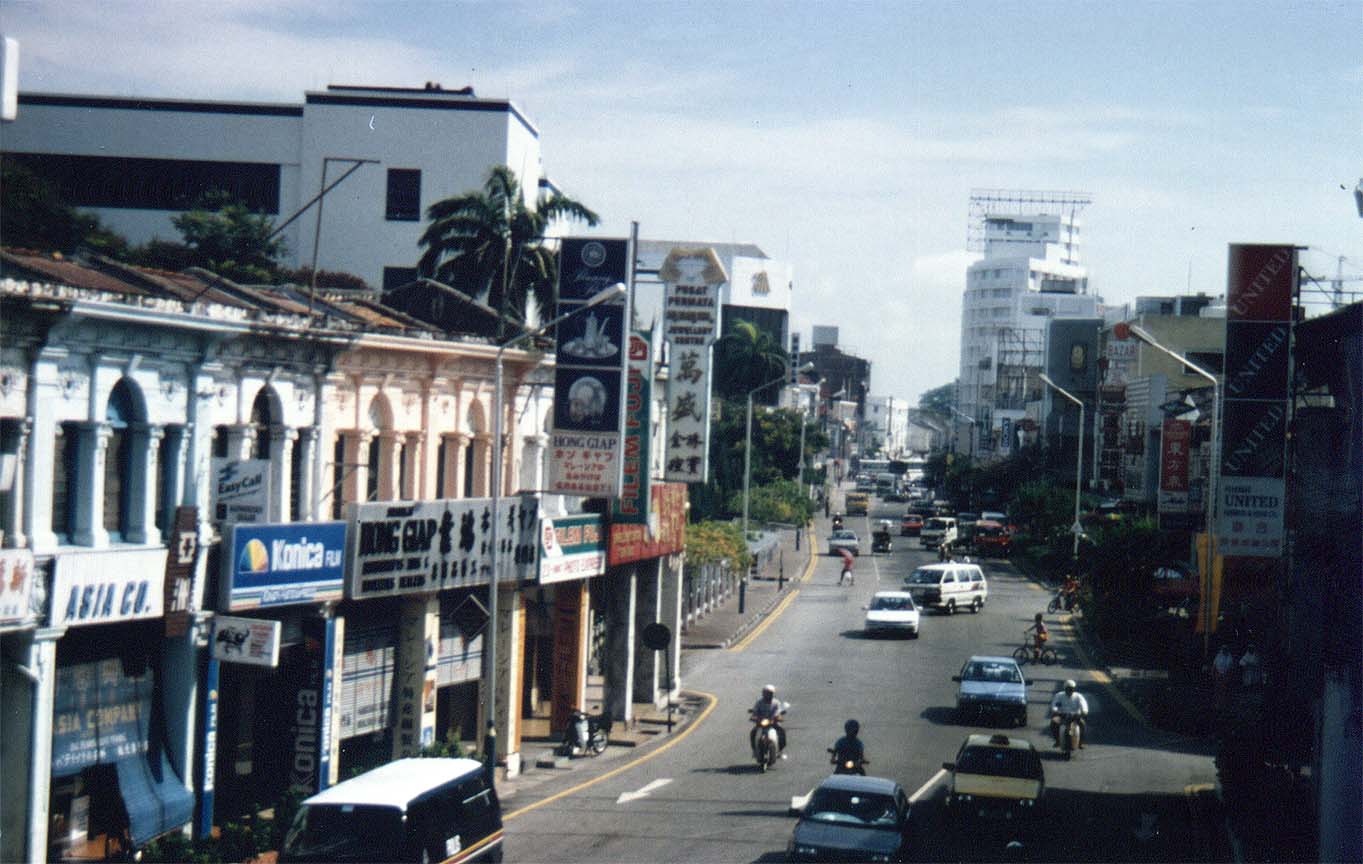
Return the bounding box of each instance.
[662,247,727,483]
[1219,243,1295,557]
[548,238,631,497]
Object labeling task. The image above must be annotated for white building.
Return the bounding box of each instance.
[957,191,1100,456]
[864,395,910,457]
[2,84,548,293]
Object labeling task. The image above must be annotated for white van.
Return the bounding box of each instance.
[904,562,988,614]
[920,517,957,549]
[280,758,503,863]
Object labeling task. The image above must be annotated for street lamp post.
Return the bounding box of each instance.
[1119,322,1221,651]
[483,281,625,780]
[948,406,977,458]
[1039,374,1085,564]
[742,362,815,541]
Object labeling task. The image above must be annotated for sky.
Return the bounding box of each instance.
[3,0,1360,403]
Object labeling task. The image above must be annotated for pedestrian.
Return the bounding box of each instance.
[1212,644,1234,709]
[1239,644,1263,690]
[837,548,855,585]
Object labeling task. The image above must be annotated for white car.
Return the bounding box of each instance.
[864,591,920,637]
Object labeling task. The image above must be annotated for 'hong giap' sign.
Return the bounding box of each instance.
[221,522,347,611]
[51,548,169,627]
[347,496,539,600]
[661,247,727,483]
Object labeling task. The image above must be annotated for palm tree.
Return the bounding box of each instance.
[416,165,599,338]
[714,319,789,400]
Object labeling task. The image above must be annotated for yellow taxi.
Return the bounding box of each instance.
[942,733,1044,829]
[845,491,870,515]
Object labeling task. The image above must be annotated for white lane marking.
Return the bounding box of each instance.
[616,777,672,804]
[909,768,947,803]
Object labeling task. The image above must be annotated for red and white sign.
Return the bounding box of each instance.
[0,549,35,630]
[1158,419,1191,514]
[211,616,282,667]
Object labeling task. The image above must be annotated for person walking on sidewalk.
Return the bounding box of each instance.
[838,548,855,586]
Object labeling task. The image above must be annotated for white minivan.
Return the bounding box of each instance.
[920,517,957,550]
[904,562,988,614]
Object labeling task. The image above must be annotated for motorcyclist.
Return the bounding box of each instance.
[1060,574,1080,610]
[1024,613,1049,658]
[1049,679,1089,748]
[750,684,787,758]
[830,719,865,772]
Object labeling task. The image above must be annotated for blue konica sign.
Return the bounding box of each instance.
[222,522,346,611]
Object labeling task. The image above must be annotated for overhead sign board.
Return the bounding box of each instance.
[347,496,539,600]
[538,514,606,584]
[212,615,283,667]
[546,237,631,497]
[51,548,168,627]
[222,521,346,611]
[607,483,687,566]
[661,247,727,483]
[211,458,270,523]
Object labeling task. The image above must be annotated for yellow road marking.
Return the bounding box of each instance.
[728,524,818,652]
[1062,613,1150,728]
[1185,783,1213,796]
[503,690,719,821]
[1026,583,1044,592]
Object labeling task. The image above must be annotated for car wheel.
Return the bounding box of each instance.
[971,597,983,613]
[945,600,956,616]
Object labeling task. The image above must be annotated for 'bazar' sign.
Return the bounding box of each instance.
[539,514,606,584]
[608,483,687,566]
[222,522,346,611]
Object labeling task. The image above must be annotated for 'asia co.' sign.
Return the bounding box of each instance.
[51,548,169,627]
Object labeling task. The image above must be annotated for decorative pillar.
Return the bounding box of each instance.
[3,418,32,548]
[342,431,367,506]
[25,627,62,864]
[267,424,297,522]
[402,432,423,501]
[472,434,492,498]
[223,423,255,462]
[157,425,189,533]
[72,422,112,547]
[377,431,401,502]
[295,427,319,521]
[125,423,164,545]
[448,433,469,498]
[520,434,547,496]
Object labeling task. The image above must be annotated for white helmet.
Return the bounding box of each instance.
[1064,679,1077,690]
[762,684,777,695]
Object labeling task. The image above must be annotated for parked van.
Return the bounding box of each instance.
[280,758,503,863]
[904,562,988,614]
[920,517,957,549]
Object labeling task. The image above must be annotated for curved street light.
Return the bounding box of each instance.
[1038,373,1084,564]
[742,362,816,541]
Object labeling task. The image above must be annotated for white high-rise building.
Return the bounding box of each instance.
[957,190,1100,456]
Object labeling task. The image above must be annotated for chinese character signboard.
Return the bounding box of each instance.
[661,247,727,483]
[0,548,35,630]
[211,458,270,523]
[347,496,538,600]
[211,615,283,667]
[1219,244,1295,557]
[608,483,688,566]
[1158,419,1191,514]
[222,522,347,611]
[547,237,631,497]
[539,514,606,584]
[614,332,653,522]
[163,505,199,636]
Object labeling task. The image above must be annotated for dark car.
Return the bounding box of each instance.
[788,774,912,862]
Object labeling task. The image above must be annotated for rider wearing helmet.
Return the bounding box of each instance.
[1048,679,1089,747]
[751,684,788,756]
[831,718,865,768]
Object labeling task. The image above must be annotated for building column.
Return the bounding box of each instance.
[392,596,440,760]
[3,418,32,548]
[485,583,523,776]
[441,433,465,498]
[294,428,319,521]
[659,554,683,699]
[605,567,637,724]
[157,425,189,533]
[632,560,662,705]
[125,423,164,545]
[223,423,255,462]
[24,626,62,864]
[402,433,423,501]
[377,431,401,502]
[267,425,297,522]
[342,431,367,506]
[72,422,112,547]
[520,434,546,494]
[472,434,492,497]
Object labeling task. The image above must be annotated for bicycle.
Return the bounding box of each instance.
[1012,632,1057,665]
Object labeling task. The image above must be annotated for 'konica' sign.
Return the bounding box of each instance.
[222,522,347,611]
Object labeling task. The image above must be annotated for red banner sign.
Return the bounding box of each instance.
[608,483,687,566]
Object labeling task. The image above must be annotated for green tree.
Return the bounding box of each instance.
[1,158,128,255]
[713,320,788,400]
[171,191,286,283]
[918,381,957,414]
[417,165,599,338]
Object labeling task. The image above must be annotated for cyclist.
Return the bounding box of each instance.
[1024,613,1049,659]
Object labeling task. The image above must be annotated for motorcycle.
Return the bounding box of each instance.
[562,709,611,757]
[1053,711,1082,760]
[1047,589,1078,614]
[749,707,787,772]
[828,747,868,776]
[831,514,845,530]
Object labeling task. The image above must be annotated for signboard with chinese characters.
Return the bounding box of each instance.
[222,521,347,611]
[661,246,727,483]
[163,506,199,636]
[51,548,168,627]
[608,483,687,566]
[614,332,653,522]
[347,496,539,600]
[391,598,439,759]
[546,237,631,497]
[538,514,606,584]
[210,458,270,523]
[1219,244,1295,556]
[1158,419,1191,514]
[0,548,36,630]
[211,615,283,667]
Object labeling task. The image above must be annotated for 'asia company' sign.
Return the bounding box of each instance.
[538,514,606,584]
[348,496,539,600]
[221,522,347,611]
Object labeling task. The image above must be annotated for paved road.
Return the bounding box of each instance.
[504,494,1218,862]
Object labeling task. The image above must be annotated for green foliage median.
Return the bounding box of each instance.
[685,520,751,570]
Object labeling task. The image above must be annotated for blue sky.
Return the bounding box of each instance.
[3,0,1360,402]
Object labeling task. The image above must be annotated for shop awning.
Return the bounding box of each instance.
[115,749,194,847]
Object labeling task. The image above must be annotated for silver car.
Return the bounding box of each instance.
[827,529,860,556]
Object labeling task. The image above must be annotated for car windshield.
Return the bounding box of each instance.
[833,530,856,540]
[907,568,942,585]
[956,746,1042,780]
[804,788,899,828]
[976,524,1004,537]
[962,661,1022,683]
[870,595,914,611]
[282,804,406,863]
[925,518,950,530]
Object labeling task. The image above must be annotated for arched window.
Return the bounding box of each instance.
[103,380,137,539]
[250,389,274,459]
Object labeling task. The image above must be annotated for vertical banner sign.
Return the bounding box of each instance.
[662,247,727,482]
[1220,244,1295,557]
[196,657,220,839]
[614,331,653,522]
[1158,419,1192,514]
[163,506,199,637]
[392,598,439,760]
[547,237,631,497]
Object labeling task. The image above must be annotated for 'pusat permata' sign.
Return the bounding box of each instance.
[662,247,726,483]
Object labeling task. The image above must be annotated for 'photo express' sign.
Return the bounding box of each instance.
[547,237,631,497]
[221,522,346,611]
[538,514,606,584]
[661,247,726,483]
[348,496,539,600]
